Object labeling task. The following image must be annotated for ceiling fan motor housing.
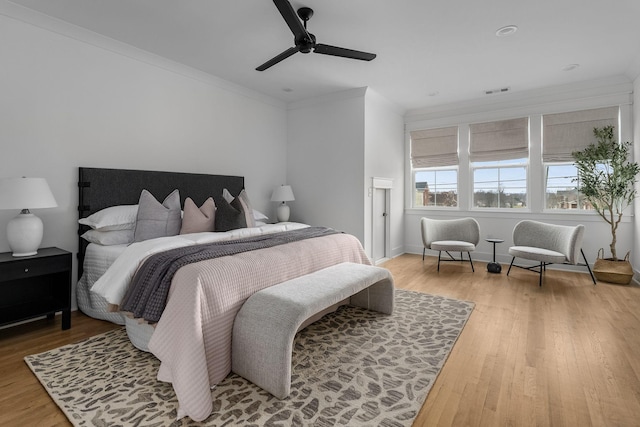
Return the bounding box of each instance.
[296,33,316,53]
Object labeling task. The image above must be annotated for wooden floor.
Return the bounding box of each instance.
[1,254,639,426]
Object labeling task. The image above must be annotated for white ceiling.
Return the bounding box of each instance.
[8,0,640,111]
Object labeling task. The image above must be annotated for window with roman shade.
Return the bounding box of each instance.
[542,106,619,210]
[410,126,458,168]
[469,118,529,209]
[542,106,619,162]
[410,126,459,208]
[469,117,529,162]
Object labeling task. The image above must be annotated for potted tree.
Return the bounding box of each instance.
[572,125,640,284]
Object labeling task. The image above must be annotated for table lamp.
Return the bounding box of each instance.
[0,177,58,256]
[271,185,295,222]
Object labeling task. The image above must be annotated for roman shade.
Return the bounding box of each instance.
[410,126,458,168]
[469,117,529,162]
[542,106,619,162]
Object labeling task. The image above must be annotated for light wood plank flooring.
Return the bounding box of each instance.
[1,254,639,426]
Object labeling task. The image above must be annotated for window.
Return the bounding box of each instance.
[414,168,458,207]
[473,159,527,208]
[410,126,458,208]
[545,163,586,210]
[542,106,619,210]
[470,118,529,209]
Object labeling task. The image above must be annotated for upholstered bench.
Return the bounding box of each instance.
[231,262,394,399]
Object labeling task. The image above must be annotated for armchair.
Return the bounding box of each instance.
[421,217,480,272]
[507,220,596,286]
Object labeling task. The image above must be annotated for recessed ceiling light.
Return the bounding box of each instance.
[496,25,518,37]
[562,64,580,71]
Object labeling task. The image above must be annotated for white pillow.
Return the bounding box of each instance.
[79,205,138,231]
[253,209,269,221]
[81,229,134,245]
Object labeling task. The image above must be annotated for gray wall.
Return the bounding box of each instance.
[0,11,288,306]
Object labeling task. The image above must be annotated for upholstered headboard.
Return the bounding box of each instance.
[77,167,244,277]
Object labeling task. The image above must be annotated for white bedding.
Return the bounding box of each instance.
[90,222,309,306]
[77,243,128,324]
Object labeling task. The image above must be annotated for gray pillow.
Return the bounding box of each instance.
[133,189,181,242]
[221,188,256,229]
[215,196,250,232]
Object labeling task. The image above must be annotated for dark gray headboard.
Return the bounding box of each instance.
[77,167,244,277]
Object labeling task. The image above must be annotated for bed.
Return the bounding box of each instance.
[76,167,372,421]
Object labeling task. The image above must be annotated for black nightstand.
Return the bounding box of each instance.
[0,247,72,330]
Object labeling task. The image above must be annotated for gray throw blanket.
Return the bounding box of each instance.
[120,226,339,322]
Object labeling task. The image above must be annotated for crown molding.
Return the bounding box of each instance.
[405,75,633,126]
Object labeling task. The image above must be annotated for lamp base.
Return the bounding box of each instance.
[276,203,290,222]
[7,211,43,257]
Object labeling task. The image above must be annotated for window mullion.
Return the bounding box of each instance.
[529,114,543,212]
[458,124,470,211]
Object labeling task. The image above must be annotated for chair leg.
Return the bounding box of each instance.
[437,251,441,272]
[582,249,596,285]
[423,248,425,262]
[539,262,543,287]
[468,252,475,272]
[507,257,515,275]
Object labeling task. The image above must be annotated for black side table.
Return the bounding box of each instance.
[0,247,72,330]
[485,238,504,273]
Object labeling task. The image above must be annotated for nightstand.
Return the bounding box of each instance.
[0,247,72,330]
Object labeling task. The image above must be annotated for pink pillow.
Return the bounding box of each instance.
[180,197,216,234]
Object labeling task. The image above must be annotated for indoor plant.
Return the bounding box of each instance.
[572,125,640,284]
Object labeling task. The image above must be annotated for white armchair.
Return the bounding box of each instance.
[421,217,480,272]
[507,220,596,286]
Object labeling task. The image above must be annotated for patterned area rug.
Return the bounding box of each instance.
[25,289,474,427]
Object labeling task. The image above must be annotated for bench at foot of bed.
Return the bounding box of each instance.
[231,262,394,399]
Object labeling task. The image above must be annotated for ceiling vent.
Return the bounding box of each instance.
[485,87,510,95]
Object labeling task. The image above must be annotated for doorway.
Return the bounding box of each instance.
[372,177,392,264]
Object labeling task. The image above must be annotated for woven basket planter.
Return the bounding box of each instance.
[593,249,633,285]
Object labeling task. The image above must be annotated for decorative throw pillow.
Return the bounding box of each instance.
[221,188,256,228]
[180,197,216,234]
[78,205,138,231]
[215,196,251,232]
[133,189,181,242]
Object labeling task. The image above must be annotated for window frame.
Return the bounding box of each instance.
[412,165,459,209]
[543,161,603,213]
[470,158,529,210]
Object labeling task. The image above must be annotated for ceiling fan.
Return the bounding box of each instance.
[256,0,377,71]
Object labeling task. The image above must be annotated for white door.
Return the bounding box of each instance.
[373,188,387,262]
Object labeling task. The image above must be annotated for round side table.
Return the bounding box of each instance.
[485,238,504,273]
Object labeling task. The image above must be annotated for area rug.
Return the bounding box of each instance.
[25,289,474,427]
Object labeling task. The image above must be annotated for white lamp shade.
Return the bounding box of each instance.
[0,177,58,210]
[271,185,295,202]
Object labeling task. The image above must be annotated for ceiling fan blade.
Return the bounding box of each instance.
[314,44,377,61]
[256,46,299,71]
[273,0,309,40]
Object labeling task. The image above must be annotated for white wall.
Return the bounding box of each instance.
[287,89,366,241]
[364,89,405,258]
[404,77,635,271]
[0,10,287,307]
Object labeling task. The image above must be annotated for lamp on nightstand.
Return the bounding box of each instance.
[0,177,58,257]
[271,185,295,222]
